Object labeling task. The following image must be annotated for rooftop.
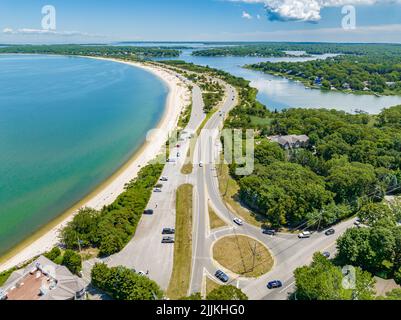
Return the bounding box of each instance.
[1,255,87,301]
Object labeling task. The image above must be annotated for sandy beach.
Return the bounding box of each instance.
[0,58,190,272]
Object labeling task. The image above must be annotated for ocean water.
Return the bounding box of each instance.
[0,55,168,256]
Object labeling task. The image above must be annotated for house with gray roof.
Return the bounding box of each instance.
[0,255,86,300]
[268,135,310,150]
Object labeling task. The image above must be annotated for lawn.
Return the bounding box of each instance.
[167,184,193,299]
[213,235,274,278]
[209,205,227,230]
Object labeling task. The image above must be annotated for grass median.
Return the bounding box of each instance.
[167,184,193,299]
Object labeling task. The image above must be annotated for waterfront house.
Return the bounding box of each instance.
[0,255,86,301]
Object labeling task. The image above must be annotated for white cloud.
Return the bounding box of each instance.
[242,11,253,19]
[228,0,400,22]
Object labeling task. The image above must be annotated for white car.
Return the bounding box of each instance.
[298,231,312,239]
[233,218,244,226]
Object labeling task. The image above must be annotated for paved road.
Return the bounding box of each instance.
[186,77,359,300]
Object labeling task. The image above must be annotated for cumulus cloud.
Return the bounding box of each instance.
[228,0,399,22]
[242,11,253,19]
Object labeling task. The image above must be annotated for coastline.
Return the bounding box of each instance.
[0,57,190,272]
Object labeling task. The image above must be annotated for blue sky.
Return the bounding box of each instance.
[0,0,400,43]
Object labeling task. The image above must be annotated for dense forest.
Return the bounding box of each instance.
[248,55,401,95]
[0,44,180,58]
[192,42,401,57]
[226,105,401,229]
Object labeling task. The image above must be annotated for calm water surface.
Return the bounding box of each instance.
[0,55,168,256]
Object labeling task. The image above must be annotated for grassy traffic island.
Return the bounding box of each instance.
[167,184,194,299]
[212,235,274,278]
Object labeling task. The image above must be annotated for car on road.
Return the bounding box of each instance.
[162,237,175,244]
[160,177,168,182]
[167,158,176,163]
[267,280,283,289]
[137,271,147,277]
[154,188,162,193]
[215,270,229,283]
[233,218,244,226]
[143,209,154,215]
[298,231,312,239]
[322,252,331,258]
[199,161,203,167]
[263,229,277,236]
[325,228,336,236]
[162,228,175,235]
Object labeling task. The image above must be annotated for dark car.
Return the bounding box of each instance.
[143,209,154,215]
[323,252,331,258]
[325,228,336,236]
[162,237,175,244]
[215,270,229,283]
[267,280,283,290]
[162,228,175,235]
[263,229,277,236]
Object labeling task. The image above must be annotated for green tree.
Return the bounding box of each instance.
[294,253,375,300]
[326,160,377,203]
[206,285,248,301]
[62,249,82,275]
[44,247,62,262]
[91,263,163,300]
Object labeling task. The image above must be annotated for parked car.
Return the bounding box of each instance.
[162,237,175,244]
[167,158,176,163]
[215,270,229,283]
[267,280,283,289]
[160,177,168,182]
[162,228,175,235]
[323,252,331,258]
[325,228,336,236]
[298,231,312,239]
[263,229,277,236]
[154,188,162,193]
[233,218,244,226]
[143,209,154,215]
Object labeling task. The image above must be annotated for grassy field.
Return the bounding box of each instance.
[213,235,274,278]
[167,184,194,299]
[217,162,269,228]
[209,205,227,230]
[206,276,222,296]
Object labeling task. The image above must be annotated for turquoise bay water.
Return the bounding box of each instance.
[0,55,168,256]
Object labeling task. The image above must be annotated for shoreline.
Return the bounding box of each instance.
[0,57,190,272]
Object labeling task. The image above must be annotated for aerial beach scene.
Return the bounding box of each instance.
[1,0,401,309]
